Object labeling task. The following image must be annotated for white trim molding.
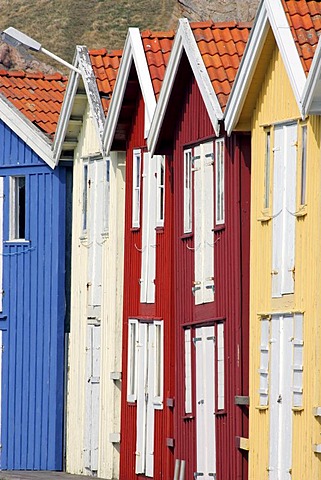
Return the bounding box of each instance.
[148,18,222,156]
[225,0,306,135]
[103,28,156,155]
[301,36,321,116]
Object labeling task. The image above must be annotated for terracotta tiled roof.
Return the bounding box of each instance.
[190,21,251,110]
[141,30,175,99]
[0,70,67,138]
[89,48,122,115]
[281,0,321,74]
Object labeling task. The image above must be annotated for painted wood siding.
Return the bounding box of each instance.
[66,104,125,479]
[240,38,321,480]
[169,59,250,480]
[0,122,67,469]
[120,92,174,480]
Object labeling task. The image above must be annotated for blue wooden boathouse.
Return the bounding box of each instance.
[0,70,69,470]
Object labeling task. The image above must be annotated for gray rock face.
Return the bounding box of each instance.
[178,0,259,22]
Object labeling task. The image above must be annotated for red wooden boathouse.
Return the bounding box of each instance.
[148,19,251,480]
[102,28,175,479]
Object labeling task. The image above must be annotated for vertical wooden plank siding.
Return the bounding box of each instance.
[0,121,66,469]
[170,61,250,480]
[120,90,174,480]
[242,38,321,480]
[66,104,125,479]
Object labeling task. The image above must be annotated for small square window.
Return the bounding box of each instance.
[10,176,26,240]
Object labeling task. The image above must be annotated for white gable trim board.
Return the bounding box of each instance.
[301,36,321,116]
[53,46,106,164]
[225,0,306,135]
[148,18,222,156]
[103,28,156,155]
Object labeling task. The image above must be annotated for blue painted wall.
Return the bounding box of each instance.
[0,121,67,470]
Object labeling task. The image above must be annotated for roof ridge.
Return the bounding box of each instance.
[190,20,252,29]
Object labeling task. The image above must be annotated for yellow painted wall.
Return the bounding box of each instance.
[66,103,125,479]
[237,35,321,479]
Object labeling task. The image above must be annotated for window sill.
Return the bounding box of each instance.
[182,414,194,420]
[213,224,225,233]
[181,232,193,240]
[255,405,268,411]
[294,206,307,218]
[130,227,140,232]
[4,239,30,244]
[156,226,164,234]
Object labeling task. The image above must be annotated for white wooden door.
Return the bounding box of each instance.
[269,315,293,479]
[136,323,155,477]
[84,324,101,472]
[195,326,216,479]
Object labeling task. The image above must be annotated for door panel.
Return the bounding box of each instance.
[269,315,293,480]
[195,326,216,479]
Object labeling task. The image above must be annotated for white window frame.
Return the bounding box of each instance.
[264,130,271,210]
[9,176,26,241]
[217,322,225,410]
[102,157,110,234]
[132,149,142,228]
[292,313,304,407]
[215,138,225,225]
[156,155,165,227]
[183,148,192,233]
[300,125,307,206]
[82,161,89,235]
[153,320,164,409]
[184,328,193,414]
[127,319,138,402]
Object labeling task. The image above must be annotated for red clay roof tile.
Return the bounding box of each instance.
[190,21,251,110]
[281,0,321,74]
[141,30,175,99]
[0,70,67,138]
[89,49,122,115]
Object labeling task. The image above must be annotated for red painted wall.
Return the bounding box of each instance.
[120,89,174,480]
[166,54,251,480]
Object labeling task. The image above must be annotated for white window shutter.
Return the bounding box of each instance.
[153,321,163,408]
[215,138,225,225]
[282,124,297,294]
[259,317,270,406]
[145,324,155,477]
[140,153,149,303]
[292,313,304,407]
[135,323,148,474]
[147,155,157,303]
[203,142,215,303]
[272,126,284,298]
[194,145,203,304]
[184,329,192,414]
[217,323,225,410]
[132,149,141,228]
[0,177,3,312]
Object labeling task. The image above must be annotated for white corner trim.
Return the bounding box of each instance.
[0,94,55,169]
[301,36,321,116]
[52,66,80,165]
[224,2,270,135]
[265,0,306,109]
[103,28,156,155]
[148,18,222,156]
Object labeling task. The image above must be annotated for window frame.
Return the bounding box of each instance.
[127,318,139,403]
[132,149,142,228]
[81,161,89,236]
[153,320,164,409]
[215,138,225,226]
[156,155,165,227]
[299,124,307,207]
[183,148,192,234]
[9,175,26,241]
[102,157,110,235]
